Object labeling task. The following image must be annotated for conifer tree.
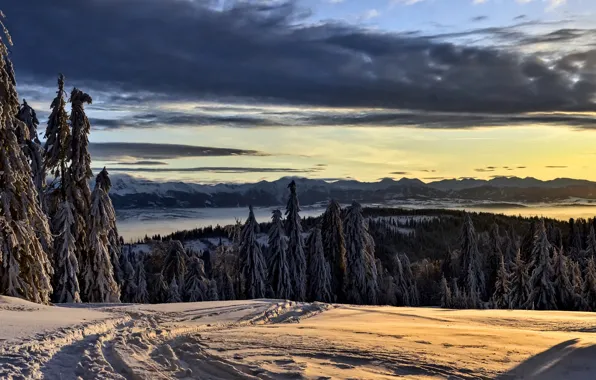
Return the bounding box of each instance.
[285,181,307,301]
[133,255,149,304]
[162,240,187,291]
[267,209,292,299]
[459,213,485,302]
[344,201,376,304]
[491,253,510,309]
[525,220,557,310]
[552,247,573,310]
[570,260,587,310]
[213,241,237,301]
[240,206,267,299]
[68,88,93,298]
[583,257,596,311]
[321,200,347,302]
[120,251,136,303]
[585,225,596,260]
[0,17,54,304]
[167,278,181,303]
[17,99,46,211]
[83,168,120,302]
[440,276,452,308]
[208,279,219,301]
[306,225,333,303]
[185,256,209,302]
[509,249,530,309]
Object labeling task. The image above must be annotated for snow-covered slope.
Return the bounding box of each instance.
[3,298,596,379]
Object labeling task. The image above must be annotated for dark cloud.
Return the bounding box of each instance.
[2,0,596,118]
[390,171,410,175]
[112,161,169,166]
[471,16,488,22]
[424,176,446,180]
[517,166,527,169]
[474,167,496,172]
[95,166,321,174]
[315,163,327,167]
[545,165,568,168]
[89,108,596,130]
[89,142,267,161]
[420,169,437,173]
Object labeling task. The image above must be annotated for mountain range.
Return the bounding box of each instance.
[104,174,596,209]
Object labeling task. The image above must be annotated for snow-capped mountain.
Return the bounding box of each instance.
[104,174,596,209]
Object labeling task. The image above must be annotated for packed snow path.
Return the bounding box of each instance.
[3,297,596,379]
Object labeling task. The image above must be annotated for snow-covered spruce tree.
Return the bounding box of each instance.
[267,209,292,299]
[321,200,347,302]
[0,17,54,304]
[167,278,182,303]
[67,88,94,299]
[552,247,573,310]
[491,253,510,309]
[583,257,596,311]
[400,254,419,306]
[585,225,596,261]
[83,168,120,302]
[525,220,557,310]
[570,260,588,311]
[212,240,237,301]
[120,251,136,303]
[285,180,307,301]
[51,198,81,303]
[486,223,503,297]
[185,255,209,302]
[208,279,219,301]
[306,225,333,303]
[440,276,452,308]
[17,99,46,211]
[380,273,397,306]
[509,249,530,309]
[133,255,149,304]
[459,213,485,302]
[344,201,377,305]
[162,240,187,292]
[240,206,267,299]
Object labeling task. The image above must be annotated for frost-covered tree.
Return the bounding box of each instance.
[306,225,333,303]
[459,213,485,302]
[44,74,70,180]
[585,225,596,261]
[267,209,292,299]
[509,249,530,309]
[0,16,54,304]
[162,240,187,292]
[285,180,307,301]
[120,251,136,303]
[491,253,510,309]
[133,255,148,304]
[321,200,347,302]
[525,220,557,310]
[568,218,583,261]
[208,279,219,301]
[83,168,120,303]
[240,206,267,299]
[212,240,236,301]
[185,256,209,302]
[570,260,587,311]
[552,247,573,310]
[167,278,182,303]
[440,276,452,308]
[583,257,596,311]
[344,201,377,305]
[68,88,94,296]
[17,99,46,211]
[51,200,81,303]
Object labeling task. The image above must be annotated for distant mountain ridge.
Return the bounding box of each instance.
[104,174,596,209]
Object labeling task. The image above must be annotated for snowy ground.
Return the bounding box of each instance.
[2,297,596,379]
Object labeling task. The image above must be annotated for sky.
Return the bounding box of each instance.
[2,0,596,184]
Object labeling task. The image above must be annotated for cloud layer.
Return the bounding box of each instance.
[2,0,595,120]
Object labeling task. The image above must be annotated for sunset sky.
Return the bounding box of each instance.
[3,0,596,183]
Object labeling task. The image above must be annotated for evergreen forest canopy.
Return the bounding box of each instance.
[2,11,596,313]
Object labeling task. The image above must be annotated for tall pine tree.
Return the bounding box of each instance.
[306,225,333,303]
[285,180,306,301]
[17,99,46,211]
[240,206,267,299]
[267,209,292,299]
[459,213,485,304]
[509,249,530,309]
[525,220,557,310]
[321,200,347,302]
[83,168,120,303]
[491,252,510,309]
[0,18,54,304]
